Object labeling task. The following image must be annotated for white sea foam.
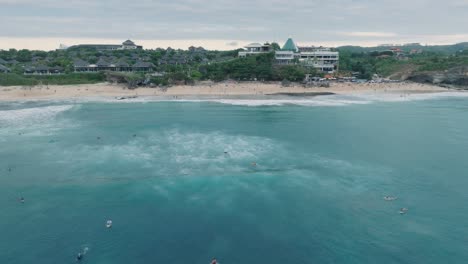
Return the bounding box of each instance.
[57,129,283,178]
[74,91,468,106]
[172,97,371,106]
[0,105,77,137]
[0,105,75,123]
[349,91,468,103]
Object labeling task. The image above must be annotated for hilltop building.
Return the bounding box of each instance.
[275,38,339,73]
[238,43,273,57]
[67,40,142,51]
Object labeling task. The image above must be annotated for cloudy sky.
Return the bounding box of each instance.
[0,0,467,50]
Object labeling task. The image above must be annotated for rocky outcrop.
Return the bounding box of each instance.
[407,66,468,87]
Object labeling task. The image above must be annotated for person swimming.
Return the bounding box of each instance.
[19,197,25,203]
[399,208,408,214]
[106,220,113,228]
[384,196,397,201]
[210,258,217,264]
[251,162,257,166]
[76,247,89,261]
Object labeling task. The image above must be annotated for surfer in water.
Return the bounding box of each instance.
[19,197,25,203]
[76,247,89,261]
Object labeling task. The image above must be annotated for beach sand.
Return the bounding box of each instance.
[0,81,452,101]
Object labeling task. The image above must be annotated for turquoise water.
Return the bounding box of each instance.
[1,94,468,264]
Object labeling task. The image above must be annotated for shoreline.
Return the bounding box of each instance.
[0,82,458,102]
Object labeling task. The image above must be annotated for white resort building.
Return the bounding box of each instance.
[238,43,273,57]
[275,38,339,73]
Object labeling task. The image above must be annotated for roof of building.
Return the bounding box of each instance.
[282,38,298,52]
[35,65,50,71]
[133,61,154,68]
[73,59,89,67]
[115,58,130,67]
[49,66,64,72]
[122,40,136,46]
[96,58,110,67]
[245,43,263,48]
[0,64,10,72]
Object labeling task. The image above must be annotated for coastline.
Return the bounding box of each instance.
[0,81,455,102]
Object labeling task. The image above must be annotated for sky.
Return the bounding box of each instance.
[0,0,467,50]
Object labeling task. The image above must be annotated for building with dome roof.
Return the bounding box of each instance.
[275,38,339,73]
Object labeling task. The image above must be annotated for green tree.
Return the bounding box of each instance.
[271,42,281,51]
[17,49,32,62]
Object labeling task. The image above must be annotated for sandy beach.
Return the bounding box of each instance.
[0,81,453,101]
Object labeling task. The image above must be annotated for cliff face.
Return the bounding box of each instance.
[407,66,468,87]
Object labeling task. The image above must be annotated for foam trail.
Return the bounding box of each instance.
[349,91,468,103]
[0,105,75,123]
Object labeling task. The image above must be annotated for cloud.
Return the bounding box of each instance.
[226,41,239,47]
[0,0,466,49]
[342,32,399,38]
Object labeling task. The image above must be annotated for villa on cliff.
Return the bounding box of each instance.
[238,38,339,73]
[66,40,143,51]
[275,38,339,73]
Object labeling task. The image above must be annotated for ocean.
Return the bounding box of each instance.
[1,93,468,264]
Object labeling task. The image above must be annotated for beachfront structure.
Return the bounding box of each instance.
[275,38,339,73]
[238,43,273,57]
[73,59,154,72]
[67,40,143,51]
[23,65,64,75]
